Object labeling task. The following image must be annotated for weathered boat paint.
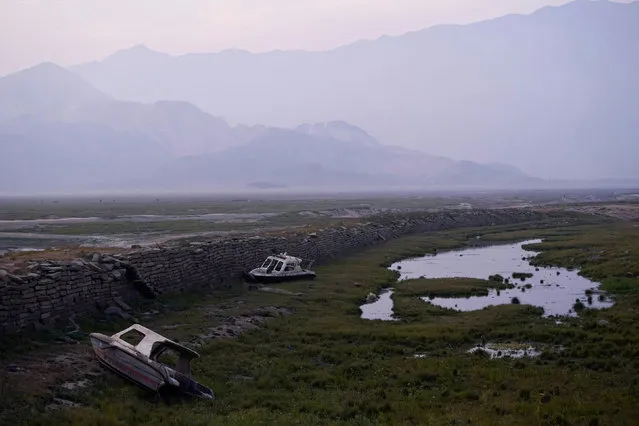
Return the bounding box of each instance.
[89,324,214,400]
[245,252,316,283]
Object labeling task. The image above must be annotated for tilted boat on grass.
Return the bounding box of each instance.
[244,252,316,283]
[90,324,214,401]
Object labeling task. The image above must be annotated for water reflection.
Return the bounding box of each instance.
[391,240,614,317]
[360,288,398,321]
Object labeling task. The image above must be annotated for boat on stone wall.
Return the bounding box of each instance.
[244,252,316,283]
[89,324,214,401]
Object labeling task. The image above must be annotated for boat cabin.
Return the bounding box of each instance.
[260,252,307,275]
[245,252,316,283]
[90,324,215,400]
[111,324,199,376]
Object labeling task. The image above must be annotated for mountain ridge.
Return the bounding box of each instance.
[71,0,630,60]
[69,0,639,180]
[0,62,537,193]
[0,62,110,123]
[1,25,597,194]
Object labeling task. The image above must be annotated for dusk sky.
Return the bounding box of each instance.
[0,0,630,76]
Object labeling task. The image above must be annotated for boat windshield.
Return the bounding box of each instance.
[262,258,274,268]
[151,344,193,376]
[274,261,284,272]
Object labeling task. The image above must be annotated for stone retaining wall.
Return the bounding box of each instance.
[0,208,553,336]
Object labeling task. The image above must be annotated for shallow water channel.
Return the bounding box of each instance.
[391,239,614,317]
[360,239,615,320]
[360,289,398,321]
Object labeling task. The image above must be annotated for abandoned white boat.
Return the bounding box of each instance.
[244,252,316,283]
[89,324,214,400]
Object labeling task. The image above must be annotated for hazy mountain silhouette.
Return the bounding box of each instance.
[0,62,110,123]
[295,121,380,148]
[0,63,241,157]
[0,119,170,193]
[49,99,239,156]
[0,56,538,193]
[72,0,639,180]
[135,127,539,191]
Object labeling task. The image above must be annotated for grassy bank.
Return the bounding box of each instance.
[3,218,639,425]
[395,278,513,299]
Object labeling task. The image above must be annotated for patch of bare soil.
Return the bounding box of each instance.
[192,306,292,345]
[567,204,639,221]
[2,345,99,400]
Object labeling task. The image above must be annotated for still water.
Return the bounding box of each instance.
[360,288,398,321]
[389,239,614,317]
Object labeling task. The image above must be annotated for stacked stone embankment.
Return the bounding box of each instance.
[0,208,553,336]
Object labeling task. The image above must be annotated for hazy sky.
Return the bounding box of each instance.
[2,0,626,76]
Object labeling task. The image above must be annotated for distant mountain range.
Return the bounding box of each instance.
[1,0,637,194]
[0,63,539,194]
[69,0,639,181]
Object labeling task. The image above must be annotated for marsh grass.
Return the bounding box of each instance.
[512,272,534,280]
[395,277,510,299]
[4,217,639,425]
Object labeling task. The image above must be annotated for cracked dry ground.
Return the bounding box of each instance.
[0,291,293,411]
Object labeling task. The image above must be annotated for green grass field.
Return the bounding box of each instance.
[2,218,639,425]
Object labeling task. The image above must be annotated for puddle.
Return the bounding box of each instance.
[0,246,47,257]
[360,288,398,321]
[391,239,614,317]
[468,343,541,359]
[5,247,46,252]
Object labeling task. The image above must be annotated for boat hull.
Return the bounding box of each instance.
[90,335,167,392]
[244,271,316,284]
[89,331,215,400]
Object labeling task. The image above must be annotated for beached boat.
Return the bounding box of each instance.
[244,252,316,283]
[89,324,214,400]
